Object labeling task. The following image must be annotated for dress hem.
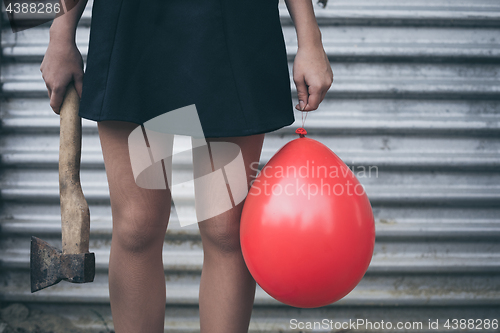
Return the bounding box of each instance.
[80,112,296,138]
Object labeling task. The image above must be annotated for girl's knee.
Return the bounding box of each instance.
[112,202,170,253]
[199,217,242,255]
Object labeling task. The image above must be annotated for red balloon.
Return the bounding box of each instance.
[240,132,375,308]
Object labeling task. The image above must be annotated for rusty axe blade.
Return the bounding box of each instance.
[30,82,95,293]
[30,236,95,292]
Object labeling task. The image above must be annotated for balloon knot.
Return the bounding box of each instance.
[295,127,307,138]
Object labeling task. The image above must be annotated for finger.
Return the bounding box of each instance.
[73,74,83,100]
[304,86,322,111]
[50,86,65,115]
[294,77,309,111]
[43,80,55,108]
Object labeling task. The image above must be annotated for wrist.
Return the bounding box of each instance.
[297,27,323,49]
[49,20,76,43]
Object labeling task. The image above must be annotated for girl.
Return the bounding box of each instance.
[40,0,333,332]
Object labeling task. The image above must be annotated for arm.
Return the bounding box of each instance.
[284,0,333,111]
[51,0,89,43]
[40,0,88,114]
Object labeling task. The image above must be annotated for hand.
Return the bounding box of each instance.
[292,45,333,112]
[40,39,84,114]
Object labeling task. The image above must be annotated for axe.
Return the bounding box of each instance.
[30,82,95,293]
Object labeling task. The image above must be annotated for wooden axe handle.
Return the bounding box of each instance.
[59,82,90,254]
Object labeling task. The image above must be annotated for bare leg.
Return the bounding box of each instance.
[193,133,265,333]
[98,121,173,333]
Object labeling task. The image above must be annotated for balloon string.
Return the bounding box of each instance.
[295,111,308,138]
[301,110,308,129]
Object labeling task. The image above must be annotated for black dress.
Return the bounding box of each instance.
[78,0,295,138]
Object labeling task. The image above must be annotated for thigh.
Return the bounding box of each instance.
[211,134,265,195]
[192,133,265,226]
[97,121,173,227]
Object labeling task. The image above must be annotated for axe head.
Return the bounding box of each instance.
[30,236,95,293]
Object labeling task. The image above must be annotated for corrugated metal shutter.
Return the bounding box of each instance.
[1,0,499,332]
